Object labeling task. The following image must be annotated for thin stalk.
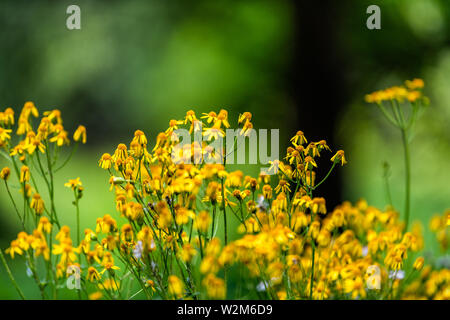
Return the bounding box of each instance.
[401,128,411,230]
[309,240,316,299]
[4,180,26,229]
[74,189,81,246]
[220,178,228,246]
[312,162,336,190]
[0,249,26,299]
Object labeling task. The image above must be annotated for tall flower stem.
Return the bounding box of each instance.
[220,178,228,246]
[401,128,411,230]
[220,177,228,288]
[74,189,81,246]
[0,249,26,299]
[309,241,315,299]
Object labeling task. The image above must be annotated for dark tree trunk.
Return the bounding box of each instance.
[289,1,348,209]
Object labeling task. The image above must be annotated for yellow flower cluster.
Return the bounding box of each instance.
[1,103,448,300]
[365,78,425,104]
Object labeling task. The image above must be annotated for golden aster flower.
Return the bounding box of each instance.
[330,150,347,166]
[317,230,331,247]
[43,109,62,124]
[21,101,39,119]
[102,235,118,251]
[262,184,273,200]
[304,156,318,170]
[73,125,87,144]
[203,273,226,299]
[25,134,46,154]
[32,238,50,261]
[98,153,112,170]
[405,78,424,90]
[120,223,134,243]
[200,255,220,274]
[385,253,403,271]
[49,129,70,146]
[168,275,184,298]
[238,111,252,125]
[179,243,197,263]
[331,209,345,228]
[343,277,366,299]
[165,119,184,134]
[407,90,422,102]
[205,238,221,256]
[20,165,30,183]
[0,127,12,142]
[88,291,103,300]
[413,257,425,271]
[37,217,52,234]
[152,132,168,151]
[215,109,230,129]
[16,118,32,135]
[291,211,309,230]
[175,207,191,226]
[112,143,128,163]
[308,221,321,240]
[305,143,320,157]
[5,240,23,259]
[239,120,253,136]
[258,171,271,184]
[52,238,78,266]
[1,107,15,126]
[64,177,82,190]
[20,183,32,198]
[55,226,71,241]
[30,193,45,215]
[16,232,32,251]
[37,117,52,140]
[98,279,120,291]
[225,170,243,188]
[145,280,156,292]
[201,111,218,124]
[274,179,291,194]
[195,211,211,233]
[132,129,147,146]
[0,167,11,180]
[184,110,198,124]
[100,262,120,275]
[315,140,331,152]
[311,197,326,214]
[365,91,383,103]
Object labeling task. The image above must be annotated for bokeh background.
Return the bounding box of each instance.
[0,0,449,298]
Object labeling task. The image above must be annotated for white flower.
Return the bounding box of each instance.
[389,270,405,280]
[133,240,144,259]
[256,281,268,292]
[362,246,369,257]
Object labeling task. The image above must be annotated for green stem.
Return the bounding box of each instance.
[309,239,315,299]
[4,180,26,229]
[54,143,78,172]
[401,128,411,230]
[312,162,336,190]
[26,252,46,299]
[0,249,26,299]
[377,103,398,127]
[221,178,228,246]
[74,189,80,246]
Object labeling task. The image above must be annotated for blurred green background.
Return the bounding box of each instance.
[0,0,449,298]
